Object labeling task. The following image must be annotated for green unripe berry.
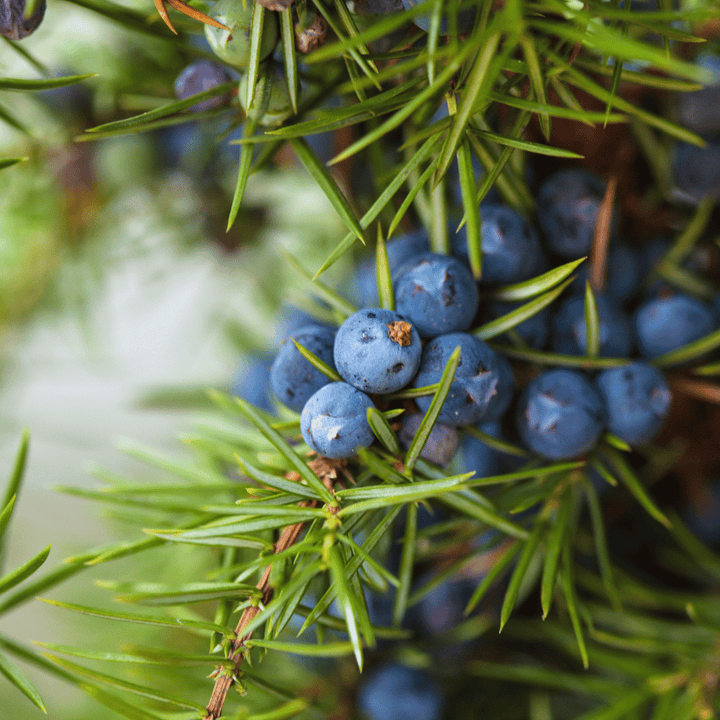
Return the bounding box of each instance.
[240,65,294,127]
[204,0,278,69]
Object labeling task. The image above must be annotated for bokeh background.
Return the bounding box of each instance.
[0,5,352,714]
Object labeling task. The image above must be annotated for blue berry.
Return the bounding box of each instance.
[353,231,430,307]
[394,253,479,338]
[0,0,45,38]
[634,293,716,359]
[595,363,672,446]
[684,479,720,545]
[398,413,459,466]
[401,0,476,34]
[304,130,336,164]
[639,237,714,296]
[270,324,336,412]
[300,382,375,459]
[672,139,720,205]
[552,294,633,358]
[677,53,720,136]
[486,301,550,348]
[354,0,403,13]
[175,61,231,112]
[232,357,274,413]
[452,204,543,285]
[275,304,333,344]
[570,242,640,303]
[205,0,277,68]
[357,664,444,720]
[413,333,514,426]
[537,169,618,258]
[334,308,422,394]
[460,421,509,478]
[516,369,606,460]
[414,574,476,638]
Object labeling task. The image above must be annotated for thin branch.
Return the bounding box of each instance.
[589,176,617,293]
[669,376,720,405]
[203,458,344,720]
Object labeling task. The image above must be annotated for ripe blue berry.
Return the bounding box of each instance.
[175,61,231,112]
[516,369,606,460]
[672,139,720,205]
[205,0,277,68]
[537,169,618,258]
[452,204,543,285]
[334,308,422,394]
[414,574,476,638]
[357,664,444,720]
[232,357,274,413]
[270,324,336,412]
[677,53,720,136]
[275,304,333,344]
[552,294,633,358]
[300,382,375,459]
[353,231,430,307]
[460,421,510,478]
[571,242,640,303]
[394,253,479,338]
[684,479,720,545]
[634,293,716,359]
[413,333,514,426]
[0,0,45,39]
[354,0,403,13]
[486,301,550,349]
[401,0,476,34]
[398,413,459,466]
[595,363,672,446]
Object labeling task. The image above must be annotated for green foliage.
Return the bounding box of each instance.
[0,432,47,713]
[4,0,720,718]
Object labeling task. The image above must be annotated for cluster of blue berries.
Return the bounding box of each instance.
[271,297,515,460]
[226,163,720,470]
[673,52,720,204]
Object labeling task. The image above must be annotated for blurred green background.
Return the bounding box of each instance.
[0,5,353,715]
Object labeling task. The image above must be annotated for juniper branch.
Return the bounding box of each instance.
[203,458,342,720]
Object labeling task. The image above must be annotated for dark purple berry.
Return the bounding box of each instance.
[0,0,45,39]
[398,413,459,466]
[401,0,476,34]
[175,61,231,112]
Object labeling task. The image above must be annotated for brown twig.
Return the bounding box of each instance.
[203,457,344,719]
[589,176,617,294]
[203,508,314,720]
[669,376,720,406]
